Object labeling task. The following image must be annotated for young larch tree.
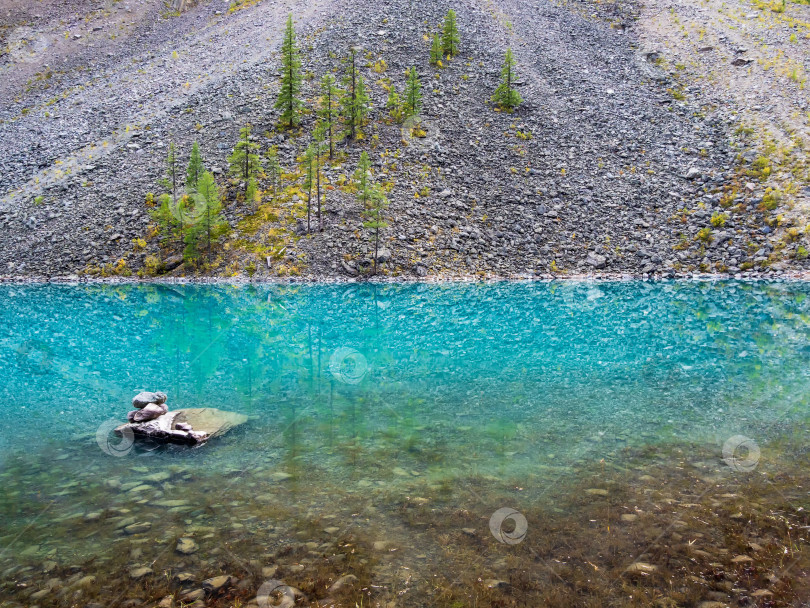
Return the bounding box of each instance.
[265,146,283,197]
[274,14,303,129]
[186,141,204,192]
[354,151,389,275]
[228,124,262,193]
[442,10,459,58]
[156,142,184,246]
[318,73,341,159]
[302,144,315,233]
[186,171,228,262]
[313,121,327,232]
[491,48,522,110]
[404,67,422,118]
[430,33,443,66]
[341,47,371,140]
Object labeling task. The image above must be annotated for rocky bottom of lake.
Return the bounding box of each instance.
[1,425,809,608]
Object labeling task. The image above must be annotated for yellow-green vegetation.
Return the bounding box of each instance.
[749,154,773,181]
[84,258,132,278]
[710,212,727,227]
[228,0,264,13]
[141,255,162,276]
[757,46,808,87]
[761,187,783,210]
[696,227,712,242]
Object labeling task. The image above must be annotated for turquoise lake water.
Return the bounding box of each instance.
[1,281,810,606]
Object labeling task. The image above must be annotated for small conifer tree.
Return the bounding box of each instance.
[265,146,283,197]
[364,186,389,275]
[158,142,180,204]
[354,151,389,274]
[430,33,443,65]
[302,144,315,232]
[341,47,371,140]
[228,124,262,192]
[403,67,422,118]
[354,150,372,206]
[186,141,204,192]
[150,193,180,245]
[274,14,303,129]
[442,10,459,57]
[386,86,403,122]
[313,121,327,232]
[318,73,342,159]
[185,171,228,263]
[245,177,260,210]
[491,48,522,110]
[156,142,183,245]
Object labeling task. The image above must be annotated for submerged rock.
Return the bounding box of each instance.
[181,589,205,602]
[129,566,153,580]
[176,537,199,555]
[175,408,248,439]
[173,572,196,586]
[203,575,235,594]
[157,596,174,608]
[124,522,152,535]
[327,574,358,594]
[626,562,658,575]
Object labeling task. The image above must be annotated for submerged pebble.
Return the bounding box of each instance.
[129,566,153,580]
[124,522,152,535]
[176,538,199,554]
[203,575,235,594]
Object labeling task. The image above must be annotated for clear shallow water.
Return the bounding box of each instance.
[1,281,810,607]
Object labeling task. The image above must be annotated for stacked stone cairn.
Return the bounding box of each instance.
[127,391,170,423]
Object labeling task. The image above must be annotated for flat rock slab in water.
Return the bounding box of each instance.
[174,408,248,439]
[115,408,248,447]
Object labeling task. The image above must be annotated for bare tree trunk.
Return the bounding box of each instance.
[316,151,322,232]
[327,90,334,159]
[507,64,512,105]
[206,205,211,261]
[350,51,356,140]
[373,227,379,275]
[306,161,312,233]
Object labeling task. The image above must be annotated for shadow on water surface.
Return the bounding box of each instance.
[0,281,809,607]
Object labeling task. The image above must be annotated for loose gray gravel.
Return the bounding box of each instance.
[0,0,805,280]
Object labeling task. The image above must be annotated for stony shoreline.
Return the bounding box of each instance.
[5,270,810,285]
